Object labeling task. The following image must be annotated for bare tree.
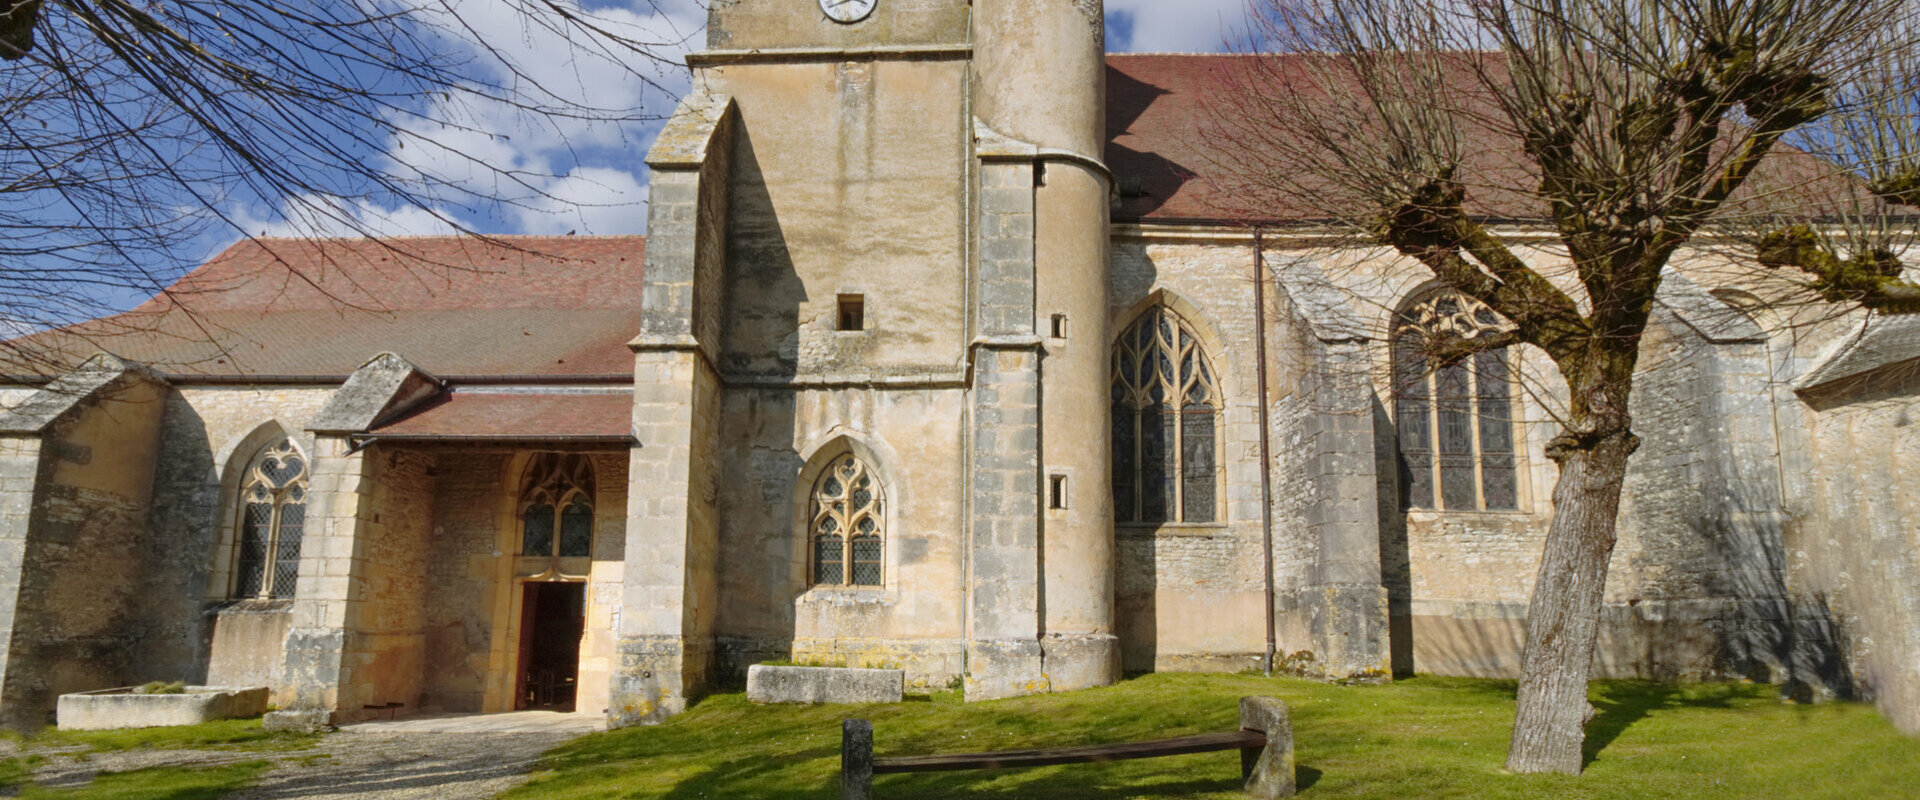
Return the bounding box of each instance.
[1209,0,1920,774]
[0,0,696,372]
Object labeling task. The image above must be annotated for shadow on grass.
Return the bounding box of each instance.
[1583,681,1750,767]
[1297,765,1322,790]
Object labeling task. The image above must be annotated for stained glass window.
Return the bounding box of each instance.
[811,454,884,587]
[1111,306,1221,524]
[232,438,309,599]
[1392,291,1520,511]
[520,453,596,558]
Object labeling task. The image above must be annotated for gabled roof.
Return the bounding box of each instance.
[1105,53,1875,226]
[15,235,645,379]
[1798,314,1920,392]
[367,390,635,441]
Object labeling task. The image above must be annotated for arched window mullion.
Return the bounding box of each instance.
[519,453,596,560]
[231,438,308,600]
[1393,292,1519,512]
[810,453,883,587]
[1111,306,1220,525]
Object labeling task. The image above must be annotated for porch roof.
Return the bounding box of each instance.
[364,389,634,442]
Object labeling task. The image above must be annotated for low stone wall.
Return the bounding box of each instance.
[56,686,268,731]
[746,665,902,705]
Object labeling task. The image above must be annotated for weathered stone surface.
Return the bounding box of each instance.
[57,686,268,731]
[1239,696,1296,799]
[306,353,440,434]
[262,708,335,733]
[747,665,903,705]
[841,718,875,800]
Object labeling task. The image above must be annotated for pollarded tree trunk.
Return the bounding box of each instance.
[1506,419,1640,773]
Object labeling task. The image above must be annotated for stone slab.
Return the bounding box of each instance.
[747,665,903,705]
[1239,696,1297,798]
[57,686,269,731]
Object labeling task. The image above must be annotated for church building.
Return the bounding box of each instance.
[0,0,1917,735]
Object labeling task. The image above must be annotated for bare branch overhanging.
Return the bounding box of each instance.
[0,0,697,375]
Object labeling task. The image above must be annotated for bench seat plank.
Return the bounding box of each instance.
[872,730,1267,774]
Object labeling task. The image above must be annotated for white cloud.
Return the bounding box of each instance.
[228,195,461,239]
[1106,0,1247,53]
[234,0,702,240]
[510,167,651,235]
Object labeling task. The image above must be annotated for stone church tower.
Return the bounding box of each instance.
[617,0,1122,723]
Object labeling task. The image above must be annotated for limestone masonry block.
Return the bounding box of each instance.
[746,665,903,705]
[1239,695,1297,798]
[57,686,269,731]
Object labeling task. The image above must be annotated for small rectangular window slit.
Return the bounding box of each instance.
[837,294,865,331]
[1049,474,1069,510]
[1050,313,1068,339]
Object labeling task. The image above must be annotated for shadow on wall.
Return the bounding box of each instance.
[1114,530,1159,673]
[711,119,805,687]
[137,392,216,687]
[1700,494,1853,700]
[1371,395,1413,678]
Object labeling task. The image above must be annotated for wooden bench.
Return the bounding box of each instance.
[839,695,1296,799]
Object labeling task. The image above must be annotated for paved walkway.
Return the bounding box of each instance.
[16,712,606,799]
[342,710,606,735]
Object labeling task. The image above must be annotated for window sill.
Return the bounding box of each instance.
[207,598,294,615]
[1404,508,1538,519]
[1117,522,1232,538]
[796,586,894,605]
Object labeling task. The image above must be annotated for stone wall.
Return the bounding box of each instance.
[145,386,332,694]
[1797,366,1920,732]
[420,452,505,712]
[711,386,967,689]
[579,452,629,716]
[0,368,168,729]
[204,602,289,691]
[1108,237,1293,674]
[349,448,435,712]
[709,57,970,380]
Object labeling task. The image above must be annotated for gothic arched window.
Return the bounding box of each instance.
[1111,305,1221,524]
[520,453,595,558]
[233,438,309,599]
[811,454,883,587]
[1392,291,1519,511]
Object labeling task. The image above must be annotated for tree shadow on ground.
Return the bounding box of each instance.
[1583,681,1747,767]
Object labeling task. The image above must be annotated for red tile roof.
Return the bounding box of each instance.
[1106,53,1874,225]
[18,235,645,378]
[368,390,633,440]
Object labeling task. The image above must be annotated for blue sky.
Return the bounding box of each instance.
[225,0,1245,245]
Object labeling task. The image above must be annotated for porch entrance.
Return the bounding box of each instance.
[515,581,585,711]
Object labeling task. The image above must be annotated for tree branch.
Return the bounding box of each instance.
[1379,175,1594,363]
[1757,225,1920,313]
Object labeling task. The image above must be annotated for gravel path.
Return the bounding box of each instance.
[227,731,579,799]
[14,729,583,799]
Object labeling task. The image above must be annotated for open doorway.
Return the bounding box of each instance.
[515,581,585,711]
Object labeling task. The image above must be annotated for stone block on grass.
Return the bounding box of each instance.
[57,686,269,731]
[747,665,903,705]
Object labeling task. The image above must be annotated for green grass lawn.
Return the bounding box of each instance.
[0,717,310,799]
[29,717,318,753]
[11,761,272,800]
[507,673,1920,800]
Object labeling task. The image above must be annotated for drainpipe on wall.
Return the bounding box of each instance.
[1254,229,1277,677]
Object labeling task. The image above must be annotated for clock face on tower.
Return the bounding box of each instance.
[820,0,877,24]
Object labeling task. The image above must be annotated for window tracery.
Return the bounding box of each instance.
[520,453,595,558]
[233,438,308,599]
[810,454,883,587]
[1111,305,1220,524]
[1392,291,1519,511]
